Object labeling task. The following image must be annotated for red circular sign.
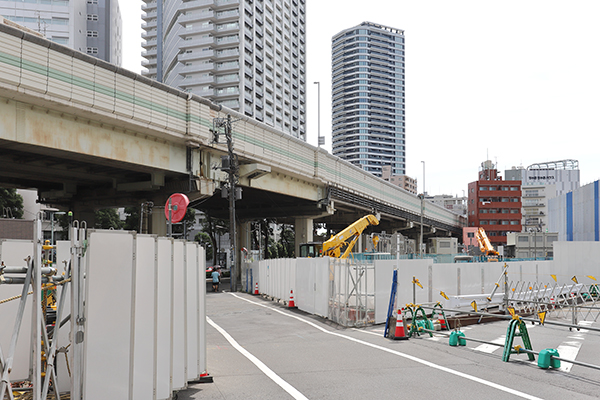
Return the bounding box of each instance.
[164,193,190,223]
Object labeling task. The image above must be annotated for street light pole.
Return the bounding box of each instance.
[314,81,323,147]
[420,161,425,257]
[421,160,426,196]
[212,114,239,292]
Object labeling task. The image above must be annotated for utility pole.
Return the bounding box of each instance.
[212,114,240,292]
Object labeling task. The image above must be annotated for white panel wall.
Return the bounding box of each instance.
[132,235,157,400]
[185,242,199,381]
[374,262,395,323]
[0,231,207,400]
[83,231,135,400]
[172,240,187,391]
[155,237,173,400]
[198,246,207,377]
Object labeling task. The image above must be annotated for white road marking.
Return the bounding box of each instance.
[473,337,506,354]
[228,293,544,400]
[471,322,537,354]
[207,316,309,400]
[556,321,591,373]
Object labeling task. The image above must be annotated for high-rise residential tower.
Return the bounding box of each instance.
[0,0,122,65]
[141,0,307,140]
[331,22,405,177]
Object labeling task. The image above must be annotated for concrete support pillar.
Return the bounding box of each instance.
[71,207,96,229]
[239,221,252,261]
[150,206,167,237]
[294,217,313,257]
[234,220,252,289]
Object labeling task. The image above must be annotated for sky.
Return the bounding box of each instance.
[120,0,600,196]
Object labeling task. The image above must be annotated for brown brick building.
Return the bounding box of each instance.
[467,161,522,247]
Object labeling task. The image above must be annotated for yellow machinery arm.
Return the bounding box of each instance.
[322,215,379,258]
[476,227,499,256]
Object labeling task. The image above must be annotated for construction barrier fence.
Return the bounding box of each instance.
[0,229,207,400]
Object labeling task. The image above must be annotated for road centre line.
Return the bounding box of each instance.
[207,317,309,400]
[229,293,544,400]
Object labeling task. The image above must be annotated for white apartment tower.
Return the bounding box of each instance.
[331,22,406,177]
[0,0,122,65]
[141,0,307,140]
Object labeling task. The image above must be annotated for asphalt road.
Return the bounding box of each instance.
[181,285,600,399]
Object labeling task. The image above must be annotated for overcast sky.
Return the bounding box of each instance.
[120,0,600,196]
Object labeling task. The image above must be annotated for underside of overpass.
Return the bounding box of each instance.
[190,184,459,241]
[0,139,195,209]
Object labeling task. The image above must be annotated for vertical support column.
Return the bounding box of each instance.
[294,217,313,257]
[71,208,96,230]
[151,203,168,237]
[239,221,252,260]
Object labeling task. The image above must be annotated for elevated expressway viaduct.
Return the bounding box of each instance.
[0,22,465,258]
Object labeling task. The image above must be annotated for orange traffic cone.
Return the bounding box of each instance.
[198,370,213,383]
[394,308,409,340]
[254,282,259,295]
[439,317,448,330]
[288,289,296,308]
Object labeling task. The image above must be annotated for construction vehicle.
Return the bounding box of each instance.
[298,214,380,259]
[475,227,499,260]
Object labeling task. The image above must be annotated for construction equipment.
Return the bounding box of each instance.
[322,215,379,258]
[475,227,499,259]
[298,242,324,258]
[299,215,379,259]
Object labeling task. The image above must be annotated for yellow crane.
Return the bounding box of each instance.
[322,214,380,258]
[475,227,499,259]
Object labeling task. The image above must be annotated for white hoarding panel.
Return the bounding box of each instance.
[155,238,173,400]
[374,262,395,324]
[172,241,186,391]
[185,242,199,381]
[132,235,157,400]
[83,231,135,400]
[198,246,207,375]
[295,258,315,314]
[314,259,330,318]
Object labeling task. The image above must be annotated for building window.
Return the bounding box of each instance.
[87,14,98,21]
[87,31,98,37]
[86,47,98,54]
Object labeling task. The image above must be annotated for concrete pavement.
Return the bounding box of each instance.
[179,289,600,399]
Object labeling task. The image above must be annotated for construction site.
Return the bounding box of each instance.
[1,212,600,399]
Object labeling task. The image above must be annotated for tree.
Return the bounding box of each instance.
[197,212,228,265]
[123,206,140,232]
[95,208,123,230]
[0,188,24,219]
[194,231,213,261]
[172,208,196,238]
[278,224,295,258]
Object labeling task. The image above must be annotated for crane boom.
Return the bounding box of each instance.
[476,227,499,256]
[322,215,379,258]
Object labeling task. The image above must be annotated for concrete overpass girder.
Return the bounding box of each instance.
[0,99,190,174]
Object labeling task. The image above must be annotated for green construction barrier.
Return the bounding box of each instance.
[502,316,535,362]
[538,349,561,369]
[449,330,466,346]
